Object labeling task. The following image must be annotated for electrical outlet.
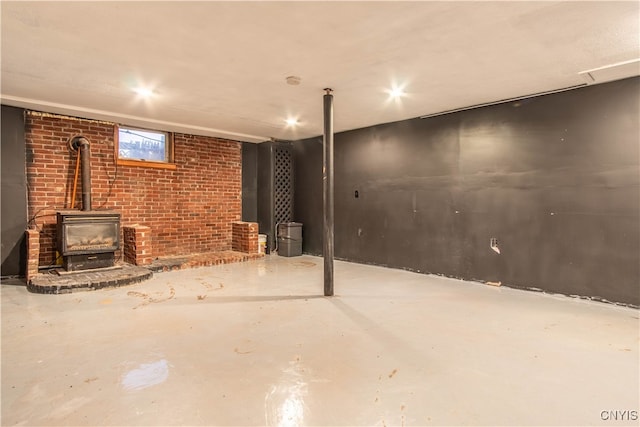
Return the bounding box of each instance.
[490,238,500,254]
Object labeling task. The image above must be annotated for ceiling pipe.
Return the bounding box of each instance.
[70,136,92,211]
[419,84,586,119]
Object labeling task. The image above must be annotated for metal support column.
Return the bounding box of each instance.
[323,88,334,296]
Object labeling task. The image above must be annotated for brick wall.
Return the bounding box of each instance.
[25,111,242,267]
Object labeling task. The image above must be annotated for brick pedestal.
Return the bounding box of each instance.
[232,222,259,253]
[123,225,152,266]
[26,229,40,282]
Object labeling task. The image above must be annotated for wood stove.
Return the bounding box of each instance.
[56,210,121,271]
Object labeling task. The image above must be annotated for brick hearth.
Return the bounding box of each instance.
[28,250,265,294]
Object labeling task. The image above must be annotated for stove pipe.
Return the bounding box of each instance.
[71,136,92,211]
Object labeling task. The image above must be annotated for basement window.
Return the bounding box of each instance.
[115,125,176,170]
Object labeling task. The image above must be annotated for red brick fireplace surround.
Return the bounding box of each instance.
[25,111,262,279]
[26,222,262,291]
[121,222,261,268]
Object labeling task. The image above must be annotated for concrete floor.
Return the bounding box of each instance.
[2,255,638,426]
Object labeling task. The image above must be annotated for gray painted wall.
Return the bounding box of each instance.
[293,77,639,306]
[257,142,275,250]
[241,142,258,222]
[1,105,28,277]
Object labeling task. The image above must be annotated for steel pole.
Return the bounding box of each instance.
[323,88,334,296]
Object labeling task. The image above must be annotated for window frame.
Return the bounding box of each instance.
[114,124,176,170]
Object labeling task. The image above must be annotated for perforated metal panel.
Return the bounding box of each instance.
[274,147,293,225]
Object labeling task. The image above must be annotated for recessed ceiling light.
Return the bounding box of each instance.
[133,86,154,97]
[388,86,406,99]
[285,118,299,126]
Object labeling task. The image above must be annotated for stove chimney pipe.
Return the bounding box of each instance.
[70,136,92,211]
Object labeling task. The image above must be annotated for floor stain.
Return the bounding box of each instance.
[388,369,398,378]
[197,282,223,299]
[234,347,253,355]
[127,291,148,298]
[292,261,316,268]
[129,287,176,309]
[84,377,98,383]
[99,298,112,305]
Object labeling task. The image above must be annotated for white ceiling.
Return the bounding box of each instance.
[1,1,639,143]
